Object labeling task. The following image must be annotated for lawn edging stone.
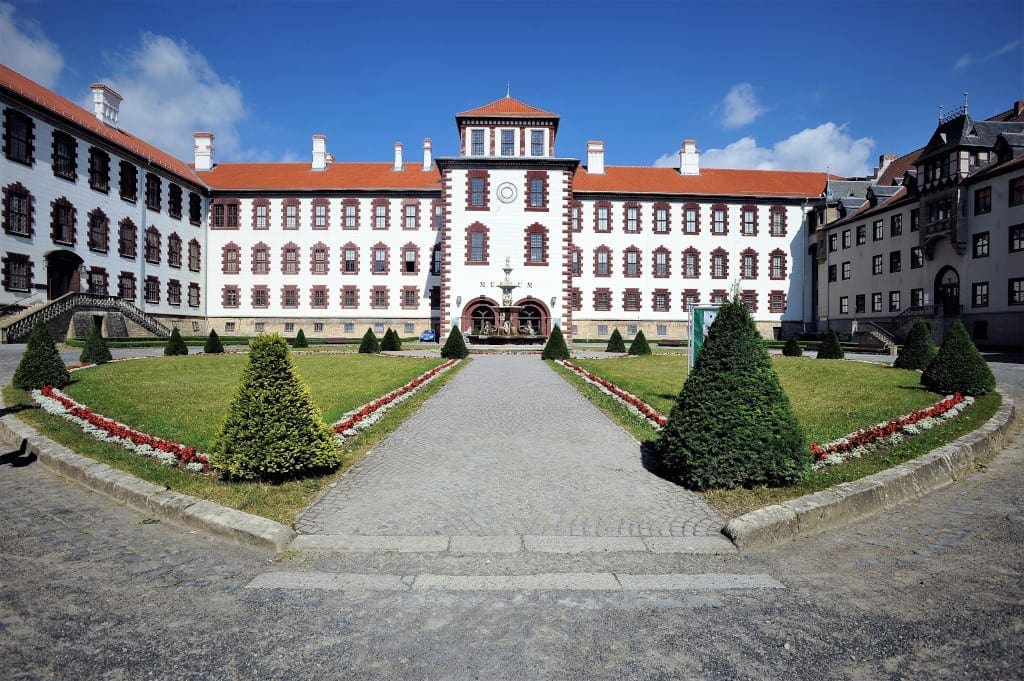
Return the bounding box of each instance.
[724,390,1018,550]
[0,398,296,553]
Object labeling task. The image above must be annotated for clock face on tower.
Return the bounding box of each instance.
[496,182,518,204]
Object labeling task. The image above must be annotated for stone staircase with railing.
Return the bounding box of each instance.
[861,321,897,355]
[0,292,171,343]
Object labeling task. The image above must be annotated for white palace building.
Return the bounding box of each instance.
[2,63,1022,349]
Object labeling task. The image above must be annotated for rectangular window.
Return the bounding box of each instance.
[889,250,901,273]
[285,203,298,229]
[404,203,418,229]
[145,277,160,304]
[653,292,668,312]
[974,186,992,215]
[313,288,327,308]
[872,254,883,275]
[910,208,920,232]
[829,234,838,252]
[255,203,268,229]
[842,229,851,249]
[911,246,924,269]
[873,220,883,241]
[500,129,514,156]
[828,264,837,282]
[1010,177,1024,207]
[625,250,638,276]
[88,148,109,192]
[855,294,865,313]
[374,247,387,272]
[189,193,201,225]
[596,250,609,276]
[654,207,668,233]
[625,206,639,232]
[283,248,299,274]
[252,287,268,308]
[856,224,867,245]
[404,248,416,273]
[402,287,417,308]
[571,204,581,232]
[770,210,785,236]
[52,132,76,180]
[431,247,442,275]
[911,288,924,307]
[312,247,328,274]
[168,184,182,220]
[530,233,543,263]
[470,177,486,207]
[571,249,581,275]
[712,209,726,234]
[470,232,484,262]
[344,203,357,229]
[972,282,989,308]
[531,130,544,156]
[972,232,989,258]
[167,280,181,306]
[529,177,544,208]
[1010,278,1024,305]
[594,289,610,311]
[839,296,849,314]
[597,205,610,232]
[119,161,137,201]
[2,253,30,291]
[188,283,200,307]
[872,292,883,313]
[342,288,358,309]
[742,208,755,235]
[4,109,33,164]
[5,187,31,236]
[841,261,851,280]
[225,322,236,333]
[254,248,269,274]
[145,173,161,211]
[1011,224,1024,252]
[118,272,135,300]
[471,129,484,156]
[283,288,298,308]
[372,288,387,308]
[374,203,387,229]
[655,251,668,276]
[889,290,901,312]
[684,208,698,234]
[314,203,327,228]
[890,214,902,237]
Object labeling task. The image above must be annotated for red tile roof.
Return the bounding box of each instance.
[876,148,922,186]
[0,64,203,186]
[456,96,558,119]
[201,162,441,191]
[573,166,828,198]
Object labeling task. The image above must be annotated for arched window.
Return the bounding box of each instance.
[222,243,240,274]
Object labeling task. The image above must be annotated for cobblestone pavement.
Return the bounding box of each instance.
[298,354,724,537]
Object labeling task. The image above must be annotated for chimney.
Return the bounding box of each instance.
[90,83,123,126]
[874,153,898,180]
[679,139,700,175]
[1015,100,1023,117]
[587,140,605,175]
[193,132,214,171]
[422,138,432,171]
[311,134,327,171]
[393,142,404,171]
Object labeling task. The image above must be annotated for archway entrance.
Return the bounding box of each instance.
[934,266,960,316]
[462,297,498,335]
[45,250,83,299]
[515,299,551,336]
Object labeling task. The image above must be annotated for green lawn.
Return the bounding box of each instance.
[61,353,445,451]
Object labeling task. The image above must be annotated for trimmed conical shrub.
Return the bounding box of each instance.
[921,321,996,396]
[79,327,112,365]
[606,328,626,353]
[441,326,469,359]
[782,337,803,357]
[164,327,188,356]
[816,328,844,359]
[894,319,935,370]
[204,329,224,354]
[358,328,381,354]
[293,329,308,348]
[541,325,570,360]
[628,329,652,356]
[380,327,402,351]
[13,319,70,389]
[655,300,809,491]
[210,334,341,481]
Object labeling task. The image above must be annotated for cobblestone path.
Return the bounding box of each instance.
[298,354,725,536]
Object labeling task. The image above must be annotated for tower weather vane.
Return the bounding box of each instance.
[506,83,511,98]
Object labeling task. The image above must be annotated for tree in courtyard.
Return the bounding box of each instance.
[628,329,652,356]
[358,328,381,354]
[204,329,225,354]
[381,327,402,351]
[292,328,309,348]
[655,299,809,490]
[782,337,803,357]
[441,326,469,359]
[816,328,844,359]
[79,327,112,365]
[210,334,341,480]
[606,328,626,353]
[920,321,996,396]
[13,319,70,389]
[541,325,570,360]
[164,327,189,356]
[894,318,935,371]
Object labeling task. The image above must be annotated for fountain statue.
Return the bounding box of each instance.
[465,258,546,345]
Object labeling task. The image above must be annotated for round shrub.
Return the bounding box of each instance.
[655,300,809,490]
[210,334,341,481]
[381,327,402,351]
[164,327,189,356]
[358,328,381,354]
[541,325,570,360]
[782,338,803,357]
[606,328,626,353]
[80,327,112,365]
[441,326,469,359]
[920,321,996,396]
[204,329,225,354]
[627,329,652,356]
[816,328,844,359]
[13,319,70,389]
[894,318,935,370]
[293,329,308,348]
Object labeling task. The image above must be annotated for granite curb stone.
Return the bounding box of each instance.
[725,390,1018,550]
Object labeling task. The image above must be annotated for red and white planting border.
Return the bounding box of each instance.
[556,360,668,429]
[333,358,460,442]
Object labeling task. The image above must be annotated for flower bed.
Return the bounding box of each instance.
[33,385,210,472]
[810,392,972,469]
[333,358,460,440]
[557,359,668,428]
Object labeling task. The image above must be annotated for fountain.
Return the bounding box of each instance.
[466,258,547,345]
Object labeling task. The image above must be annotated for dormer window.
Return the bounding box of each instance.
[500,129,514,156]
[531,130,544,156]
[471,129,484,156]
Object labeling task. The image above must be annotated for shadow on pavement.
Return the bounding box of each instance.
[1,440,36,467]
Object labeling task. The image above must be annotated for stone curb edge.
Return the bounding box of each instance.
[0,408,295,553]
[723,390,1019,551]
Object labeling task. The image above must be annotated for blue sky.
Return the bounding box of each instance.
[2,0,1022,176]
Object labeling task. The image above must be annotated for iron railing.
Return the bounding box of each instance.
[0,292,170,343]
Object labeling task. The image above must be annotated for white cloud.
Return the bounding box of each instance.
[953,40,1020,72]
[953,54,972,72]
[654,122,875,177]
[992,40,1020,57]
[87,34,247,162]
[0,2,64,88]
[719,83,764,128]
